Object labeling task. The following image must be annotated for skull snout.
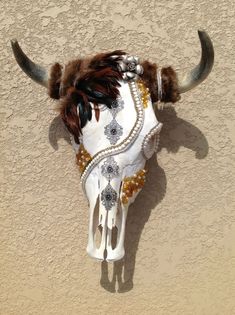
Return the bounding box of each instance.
[85,158,147,262]
[86,194,128,262]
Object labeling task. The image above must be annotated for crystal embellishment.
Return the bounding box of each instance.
[101,183,117,210]
[104,119,123,145]
[101,157,119,180]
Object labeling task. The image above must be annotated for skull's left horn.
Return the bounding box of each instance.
[11,39,48,88]
[178,30,214,93]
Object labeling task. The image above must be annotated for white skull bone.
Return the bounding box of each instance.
[71,80,162,261]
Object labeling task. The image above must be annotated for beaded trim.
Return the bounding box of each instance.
[141,123,163,159]
[137,80,150,108]
[121,169,147,204]
[81,80,145,193]
[76,144,92,173]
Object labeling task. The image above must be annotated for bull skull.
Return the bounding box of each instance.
[11,30,214,261]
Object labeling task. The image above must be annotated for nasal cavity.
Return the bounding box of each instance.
[111,226,118,250]
[95,224,103,248]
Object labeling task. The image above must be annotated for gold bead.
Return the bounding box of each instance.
[122,196,128,204]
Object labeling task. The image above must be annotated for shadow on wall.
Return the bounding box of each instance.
[48,107,209,293]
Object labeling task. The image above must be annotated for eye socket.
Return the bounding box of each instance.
[142,124,162,159]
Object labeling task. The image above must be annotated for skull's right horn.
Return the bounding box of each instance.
[178,30,214,94]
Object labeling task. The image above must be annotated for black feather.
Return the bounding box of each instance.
[87,104,92,121]
[78,101,87,128]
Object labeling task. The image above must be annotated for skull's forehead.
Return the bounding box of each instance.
[81,80,158,155]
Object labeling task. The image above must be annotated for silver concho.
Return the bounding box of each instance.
[101,156,120,180]
[101,183,117,210]
[104,118,123,145]
[111,55,144,81]
[110,97,124,117]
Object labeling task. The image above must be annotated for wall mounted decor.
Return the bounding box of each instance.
[11,30,214,262]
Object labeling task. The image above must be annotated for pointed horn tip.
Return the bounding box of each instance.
[178,29,214,94]
[10,39,21,53]
[11,39,18,47]
[197,29,214,58]
[197,29,206,35]
[197,30,212,42]
[10,38,49,88]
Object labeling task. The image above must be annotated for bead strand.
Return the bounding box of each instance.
[121,169,147,204]
[81,80,145,193]
[141,123,163,159]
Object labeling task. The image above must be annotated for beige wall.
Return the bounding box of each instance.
[1,0,235,314]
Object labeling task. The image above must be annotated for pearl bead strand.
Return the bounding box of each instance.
[81,80,145,193]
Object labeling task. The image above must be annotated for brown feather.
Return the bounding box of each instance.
[94,103,100,122]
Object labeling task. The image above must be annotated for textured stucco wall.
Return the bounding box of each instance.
[1,0,235,314]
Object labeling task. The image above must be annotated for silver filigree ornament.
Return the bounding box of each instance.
[104,119,123,145]
[101,156,120,180]
[116,55,144,81]
[101,183,117,210]
[110,97,124,117]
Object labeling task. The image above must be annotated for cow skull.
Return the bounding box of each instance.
[11,30,214,261]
